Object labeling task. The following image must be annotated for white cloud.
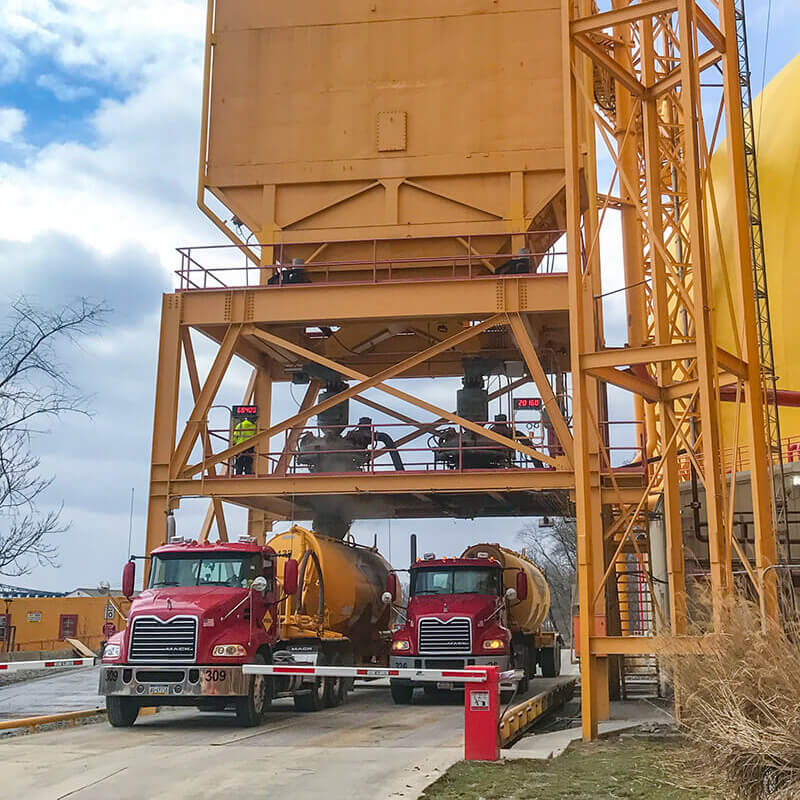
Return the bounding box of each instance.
[0,107,26,142]
[36,73,93,102]
[1,1,205,89]
[0,62,215,264]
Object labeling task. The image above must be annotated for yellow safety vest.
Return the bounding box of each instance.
[232,418,257,445]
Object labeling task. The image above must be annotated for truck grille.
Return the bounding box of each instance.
[129,616,197,663]
[417,617,471,654]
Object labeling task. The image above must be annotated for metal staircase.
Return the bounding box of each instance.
[617,552,661,699]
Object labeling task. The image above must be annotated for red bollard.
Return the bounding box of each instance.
[463,665,500,761]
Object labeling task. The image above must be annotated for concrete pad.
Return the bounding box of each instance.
[0,666,102,719]
[503,697,676,760]
[502,721,639,760]
[0,683,466,800]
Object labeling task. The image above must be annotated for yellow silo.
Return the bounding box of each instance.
[709,54,800,447]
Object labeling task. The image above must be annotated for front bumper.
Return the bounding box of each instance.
[99,664,249,699]
[389,654,512,687]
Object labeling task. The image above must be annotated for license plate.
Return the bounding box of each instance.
[436,682,452,690]
[147,685,169,695]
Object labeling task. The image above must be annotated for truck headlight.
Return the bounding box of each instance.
[392,640,411,651]
[212,644,247,657]
[103,644,121,660]
[482,639,505,650]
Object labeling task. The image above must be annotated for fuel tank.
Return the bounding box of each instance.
[461,543,550,635]
[267,526,393,656]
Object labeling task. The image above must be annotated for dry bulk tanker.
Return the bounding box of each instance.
[460,543,550,634]
[267,525,393,664]
[387,543,561,704]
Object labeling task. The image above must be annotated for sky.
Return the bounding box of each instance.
[0,0,798,592]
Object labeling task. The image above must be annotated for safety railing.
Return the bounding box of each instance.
[203,419,570,478]
[6,634,108,654]
[598,420,648,474]
[677,432,800,481]
[197,418,648,479]
[174,232,569,291]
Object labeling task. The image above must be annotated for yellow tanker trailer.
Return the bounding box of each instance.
[267,525,394,710]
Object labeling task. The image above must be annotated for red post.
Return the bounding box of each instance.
[463,665,500,761]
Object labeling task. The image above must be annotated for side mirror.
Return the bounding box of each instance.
[386,572,399,603]
[516,571,529,602]
[283,558,299,596]
[505,587,518,603]
[381,591,394,605]
[122,561,135,600]
[251,576,267,594]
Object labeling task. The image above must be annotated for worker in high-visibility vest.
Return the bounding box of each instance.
[232,416,257,475]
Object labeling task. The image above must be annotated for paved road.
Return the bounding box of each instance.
[0,666,103,719]
[1,657,578,799]
[2,681,465,800]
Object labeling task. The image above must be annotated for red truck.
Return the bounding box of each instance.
[386,543,561,703]
[99,527,393,726]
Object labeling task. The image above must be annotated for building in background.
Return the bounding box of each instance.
[1,584,129,655]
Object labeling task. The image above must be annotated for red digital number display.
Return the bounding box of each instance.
[513,398,542,410]
[233,405,258,415]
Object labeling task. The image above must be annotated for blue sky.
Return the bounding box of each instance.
[0,1,798,591]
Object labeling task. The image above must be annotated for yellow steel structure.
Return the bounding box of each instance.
[710,54,800,442]
[144,0,780,740]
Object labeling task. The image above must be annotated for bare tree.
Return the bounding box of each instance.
[0,297,107,576]
[517,517,577,640]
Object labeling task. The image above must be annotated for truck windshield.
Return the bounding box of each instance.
[149,554,262,589]
[411,568,502,596]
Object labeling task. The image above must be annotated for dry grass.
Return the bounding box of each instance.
[663,599,800,799]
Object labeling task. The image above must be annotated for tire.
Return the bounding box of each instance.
[390,681,414,705]
[106,696,139,728]
[513,642,530,695]
[294,653,325,712]
[323,653,345,708]
[539,644,561,678]
[423,684,438,697]
[236,652,271,727]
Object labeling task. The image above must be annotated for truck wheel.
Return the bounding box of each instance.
[294,677,324,712]
[539,645,561,678]
[323,654,345,708]
[294,653,325,713]
[236,652,271,727]
[512,643,529,695]
[390,681,414,705]
[106,696,139,727]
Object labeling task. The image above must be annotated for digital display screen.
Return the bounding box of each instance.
[233,405,258,416]
[513,398,542,410]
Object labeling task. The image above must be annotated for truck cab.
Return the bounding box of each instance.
[388,555,515,704]
[100,540,280,727]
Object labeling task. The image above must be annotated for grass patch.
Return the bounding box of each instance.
[420,736,721,800]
